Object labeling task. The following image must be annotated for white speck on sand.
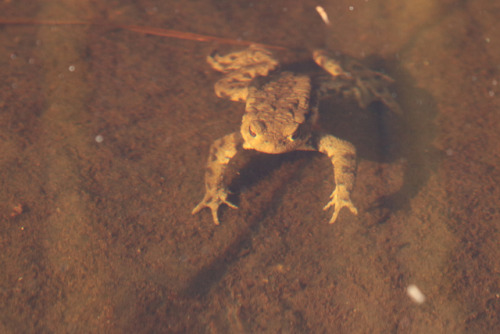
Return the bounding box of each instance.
[316,6,331,25]
[407,284,426,304]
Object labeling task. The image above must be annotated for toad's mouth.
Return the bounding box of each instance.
[241,131,303,154]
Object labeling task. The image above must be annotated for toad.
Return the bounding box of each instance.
[192,46,399,225]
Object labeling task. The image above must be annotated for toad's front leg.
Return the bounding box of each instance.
[317,134,358,223]
[192,132,243,225]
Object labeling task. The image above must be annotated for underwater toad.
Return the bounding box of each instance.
[192,46,399,225]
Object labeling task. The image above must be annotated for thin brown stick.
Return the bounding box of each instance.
[0,18,89,26]
[0,18,288,51]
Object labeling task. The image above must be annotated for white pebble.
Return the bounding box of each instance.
[68,65,75,72]
[95,135,104,143]
[407,284,426,304]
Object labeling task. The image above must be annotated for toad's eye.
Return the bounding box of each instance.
[249,126,257,137]
[290,126,301,141]
[249,120,266,137]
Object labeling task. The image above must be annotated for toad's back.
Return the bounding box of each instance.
[246,71,314,125]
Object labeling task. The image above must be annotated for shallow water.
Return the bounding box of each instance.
[1,1,499,333]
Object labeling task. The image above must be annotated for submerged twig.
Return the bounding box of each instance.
[0,18,288,51]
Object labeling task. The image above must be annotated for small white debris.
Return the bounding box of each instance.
[95,135,104,143]
[349,6,355,11]
[315,6,331,25]
[68,65,76,72]
[488,90,495,97]
[485,37,490,43]
[407,284,426,304]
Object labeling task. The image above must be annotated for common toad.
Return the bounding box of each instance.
[192,46,399,225]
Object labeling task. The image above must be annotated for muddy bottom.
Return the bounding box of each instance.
[0,1,499,333]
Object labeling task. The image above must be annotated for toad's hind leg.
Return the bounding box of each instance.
[207,46,280,102]
[313,49,401,114]
[212,71,253,102]
[313,50,352,78]
[207,45,279,74]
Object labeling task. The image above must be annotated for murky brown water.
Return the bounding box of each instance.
[1,1,499,333]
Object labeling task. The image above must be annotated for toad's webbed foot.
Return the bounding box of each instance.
[192,189,238,225]
[323,185,358,224]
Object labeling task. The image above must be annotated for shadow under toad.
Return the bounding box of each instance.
[183,151,311,297]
